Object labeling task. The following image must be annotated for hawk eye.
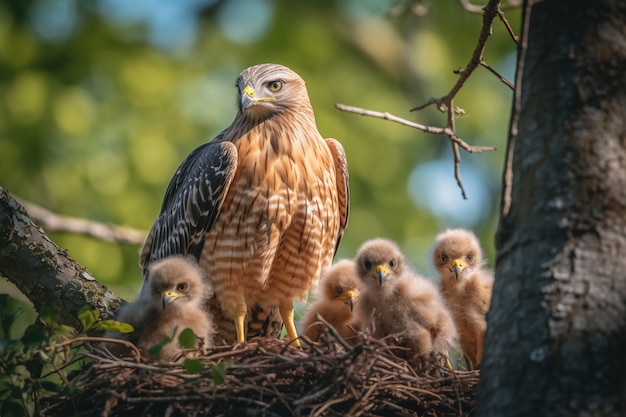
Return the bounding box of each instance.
[466,253,473,262]
[268,81,283,92]
[177,282,189,292]
[363,260,372,271]
[441,254,449,263]
[389,259,397,269]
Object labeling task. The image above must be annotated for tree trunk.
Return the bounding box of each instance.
[477,1,626,416]
[0,187,122,327]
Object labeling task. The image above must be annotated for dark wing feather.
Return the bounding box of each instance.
[325,138,350,256]
[139,139,238,271]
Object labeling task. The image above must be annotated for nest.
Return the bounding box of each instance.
[41,328,479,417]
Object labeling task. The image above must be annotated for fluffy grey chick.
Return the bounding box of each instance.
[354,238,457,367]
[300,259,360,343]
[432,228,493,369]
[106,256,214,362]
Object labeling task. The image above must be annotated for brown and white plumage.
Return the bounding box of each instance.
[432,228,493,369]
[300,259,360,343]
[354,238,457,365]
[109,256,214,362]
[139,64,349,346]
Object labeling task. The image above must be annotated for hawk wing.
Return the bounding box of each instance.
[139,138,238,271]
[325,138,350,256]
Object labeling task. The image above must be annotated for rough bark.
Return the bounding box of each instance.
[0,187,122,327]
[477,1,626,416]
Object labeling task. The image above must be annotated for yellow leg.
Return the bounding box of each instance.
[234,306,247,344]
[442,350,453,369]
[279,304,301,347]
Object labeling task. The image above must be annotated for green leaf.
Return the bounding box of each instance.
[78,306,100,331]
[40,380,64,393]
[39,306,61,328]
[211,362,229,385]
[93,320,134,333]
[147,336,171,358]
[182,358,203,374]
[21,324,47,346]
[0,399,26,417]
[177,328,196,349]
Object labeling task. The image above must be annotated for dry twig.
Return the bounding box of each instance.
[41,330,479,417]
[337,0,520,199]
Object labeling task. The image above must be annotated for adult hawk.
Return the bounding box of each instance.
[140,63,350,346]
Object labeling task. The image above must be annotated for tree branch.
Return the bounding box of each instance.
[16,198,147,246]
[458,0,522,14]
[335,104,496,199]
[337,0,514,199]
[0,187,123,326]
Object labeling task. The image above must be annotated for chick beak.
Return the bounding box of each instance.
[376,264,388,287]
[452,259,463,281]
[162,290,182,310]
[345,291,356,312]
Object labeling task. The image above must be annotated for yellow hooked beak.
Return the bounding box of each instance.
[162,290,183,310]
[240,85,276,110]
[450,259,465,281]
[376,264,389,287]
[344,291,357,312]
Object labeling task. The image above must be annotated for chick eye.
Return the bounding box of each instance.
[268,80,283,92]
[466,253,473,262]
[441,254,449,263]
[389,259,397,269]
[177,282,188,292]
[363,260,372,271]
[334,286,343,295]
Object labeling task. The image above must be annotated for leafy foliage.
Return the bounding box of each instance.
[0,295,130,417]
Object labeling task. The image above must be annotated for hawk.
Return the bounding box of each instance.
[432,228,493,369]
[139,64,350,347]
[300,259,360,343]
[107,256,214,362]
[354,238,457,367]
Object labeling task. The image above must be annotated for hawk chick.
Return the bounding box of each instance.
[108,256,214,362]
[432,228,493,369]
[354,238,457,366]
[300,259,360,343]
[139,63,349,347]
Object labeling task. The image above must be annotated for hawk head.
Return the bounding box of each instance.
[235,63,310,120]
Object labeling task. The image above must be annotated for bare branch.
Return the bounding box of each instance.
[336,103,496,199]
[458,0,521,13]
[335,104,496,154]
[497,6,520,43]
[17,197,147,246]
[480,60,515,90]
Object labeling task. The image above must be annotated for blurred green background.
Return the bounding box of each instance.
[0,0,519,323]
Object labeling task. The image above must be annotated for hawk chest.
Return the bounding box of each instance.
[203,134,339,283]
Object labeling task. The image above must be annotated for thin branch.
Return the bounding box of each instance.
[16,197,147,245]
[410,0,502,113]
[342,0,502,199]
[458,0,521,13]
[335,103,496,198]
[480,60,515,90]
[497,7,520,43]
[335,104,496,154]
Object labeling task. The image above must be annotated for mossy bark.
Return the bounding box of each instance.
[0,187,122,327]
